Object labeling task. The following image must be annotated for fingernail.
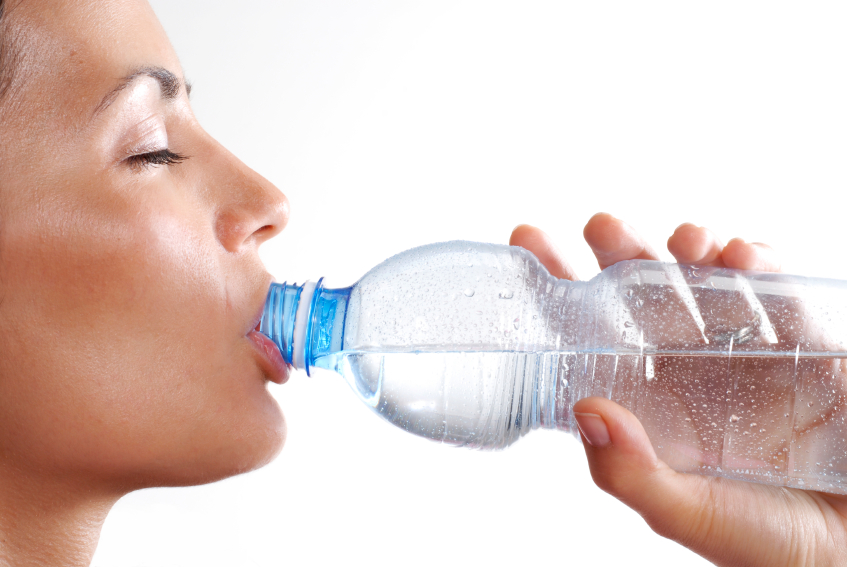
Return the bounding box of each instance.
[574,412,611,447]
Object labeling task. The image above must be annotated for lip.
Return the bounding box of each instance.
[248,328,290,385]
[246,279,289,385]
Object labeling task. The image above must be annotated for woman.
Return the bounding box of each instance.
[0,1,844,565]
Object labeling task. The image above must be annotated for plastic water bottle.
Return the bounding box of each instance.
[261,241,847,494]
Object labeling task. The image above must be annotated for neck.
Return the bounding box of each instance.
[0,462,120,567]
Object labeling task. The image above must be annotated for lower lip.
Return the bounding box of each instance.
[248,330,290,384]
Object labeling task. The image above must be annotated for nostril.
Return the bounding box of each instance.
[256,224,276,237]
[211,151,289,251]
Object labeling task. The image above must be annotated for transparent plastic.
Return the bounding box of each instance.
[261,241,847,494]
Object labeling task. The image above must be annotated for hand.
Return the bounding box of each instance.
[510,213,847,567]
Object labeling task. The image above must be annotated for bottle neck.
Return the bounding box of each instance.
[260,280,352,376]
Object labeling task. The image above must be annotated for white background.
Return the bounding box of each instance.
[92,1,847,565]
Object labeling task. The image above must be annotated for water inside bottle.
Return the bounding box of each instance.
[317,349,847,493]
[314,351,569,449]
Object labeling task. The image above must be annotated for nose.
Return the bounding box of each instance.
[210,145,290,254]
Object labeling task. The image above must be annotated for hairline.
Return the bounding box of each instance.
[0,0,9,100]
[0,0,26,105]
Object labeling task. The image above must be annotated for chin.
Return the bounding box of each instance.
[136,398,287,489]
[207,402,288,483]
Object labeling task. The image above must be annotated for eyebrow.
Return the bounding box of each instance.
[93,66,192,117]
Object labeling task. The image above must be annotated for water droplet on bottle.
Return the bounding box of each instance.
[498,289,514,299]
[625,289,634,299]
[463,288,475,297]
[730,414,740,423]
[751,423,757,427]
[513,318,519,330]
[635,298,644,308]
[624,320,634,328]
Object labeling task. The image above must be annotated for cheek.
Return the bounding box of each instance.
[0,195,281,480]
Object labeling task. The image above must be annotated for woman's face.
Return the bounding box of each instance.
[0,0,290,488]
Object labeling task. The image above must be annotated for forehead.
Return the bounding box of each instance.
[4,0,181,125]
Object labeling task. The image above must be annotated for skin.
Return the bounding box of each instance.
[0,1,843,566]
[0,0,288,564]
[512,215,847,566]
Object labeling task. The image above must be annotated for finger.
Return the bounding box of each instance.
[666,223,726,266]
[721,238,782,273]
[509,224,579,281]
[573,397,826,566]
[583,212,660,270]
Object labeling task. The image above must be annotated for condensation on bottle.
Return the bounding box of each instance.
[261,241,847,494]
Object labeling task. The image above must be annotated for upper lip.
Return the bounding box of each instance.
[246,275,274,337]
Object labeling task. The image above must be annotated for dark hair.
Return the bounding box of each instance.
[0,0,14,101]
[0,0,9,99]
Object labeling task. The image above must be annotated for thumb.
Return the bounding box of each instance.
[573,396,690,524]
[572,397,813,567]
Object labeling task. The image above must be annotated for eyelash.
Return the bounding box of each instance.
[127,149,188,169]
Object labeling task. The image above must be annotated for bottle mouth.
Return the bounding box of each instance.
[260,278,325,376]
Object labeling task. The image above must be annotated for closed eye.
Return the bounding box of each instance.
[127,149,188,169]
